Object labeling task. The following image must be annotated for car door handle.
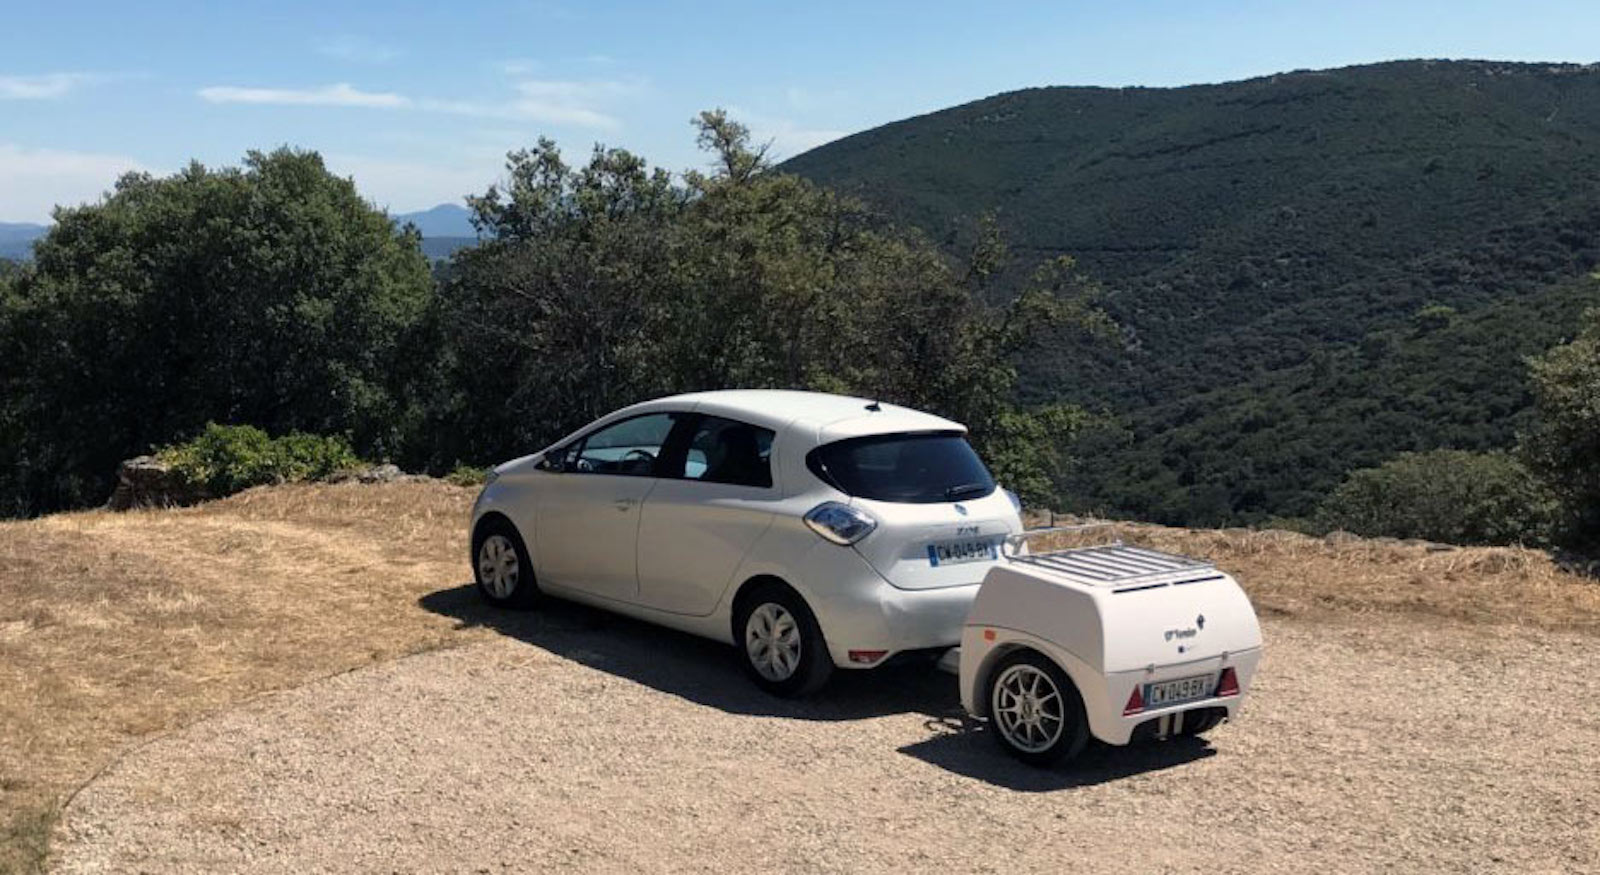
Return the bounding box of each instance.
[614,498,639,512]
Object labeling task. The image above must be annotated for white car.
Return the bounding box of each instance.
[469,390,1023,696]
[960,541,1263,765]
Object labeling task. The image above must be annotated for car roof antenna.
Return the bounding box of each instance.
[865,400,882,412]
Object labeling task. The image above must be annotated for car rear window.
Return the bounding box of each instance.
[806,431,996,504]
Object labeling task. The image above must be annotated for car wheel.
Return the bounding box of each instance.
[986,649,1089,766]
[472,518,539,608]
[734,582,833,697]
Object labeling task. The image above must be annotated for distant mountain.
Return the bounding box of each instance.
[782,60,1600,526]
[396,204,477,238]
[0,222,48,260]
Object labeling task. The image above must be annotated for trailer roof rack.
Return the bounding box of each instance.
[1005,535,1216,587]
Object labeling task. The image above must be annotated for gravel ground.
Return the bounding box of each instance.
[54,588,1600,874]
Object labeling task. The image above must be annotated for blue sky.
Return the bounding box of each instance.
[2,0,1597,223]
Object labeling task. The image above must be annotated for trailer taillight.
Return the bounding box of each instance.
[1215,667,1240,698]
[1123,685,1145,716]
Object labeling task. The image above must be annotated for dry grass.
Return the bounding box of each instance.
[0,482,483,873]
[1033,521,1600,634]
[1,486,1597,872]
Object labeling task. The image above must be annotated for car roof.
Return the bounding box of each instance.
[638,389,965,443]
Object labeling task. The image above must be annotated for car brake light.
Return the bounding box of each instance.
[1123,685,1145,716]
[1215,667,1240,697]
[848,650,888,664]
[803,502,878,545]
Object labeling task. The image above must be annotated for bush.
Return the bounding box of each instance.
[0,149,431,517]
[1524,307,1600,547]
[158,423,361,498]
[1314,449,1558,546]
[445,464,488,487]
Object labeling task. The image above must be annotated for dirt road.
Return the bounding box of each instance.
[53,591,1600,873]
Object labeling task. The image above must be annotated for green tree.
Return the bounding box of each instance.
[1314,449,1558,546]
[0,149,432,516]
[423,110,1109,504]
[1524,307,1600,545]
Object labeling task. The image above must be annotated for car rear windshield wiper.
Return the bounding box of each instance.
[944,482,990,500]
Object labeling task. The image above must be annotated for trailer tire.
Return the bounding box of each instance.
[986,649,1090,766]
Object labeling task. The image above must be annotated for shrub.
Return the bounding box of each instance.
[1314,449,1558,546]
[158,423,361,498]
[445,464,488,487]
[1524,307,1600,547]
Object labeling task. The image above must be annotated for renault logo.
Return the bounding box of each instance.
[954,504,968,516]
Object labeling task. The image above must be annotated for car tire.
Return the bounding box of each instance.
[986,649,1090,767]
[734,581,833,698]
[472,517,540,609]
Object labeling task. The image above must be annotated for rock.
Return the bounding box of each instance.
[356,464,404,484]
[329,464,412,485]
[106,456,205,510]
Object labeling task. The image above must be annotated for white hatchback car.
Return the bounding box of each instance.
[470,390,1024,695]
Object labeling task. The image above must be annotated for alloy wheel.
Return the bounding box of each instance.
[992,662,1066,753]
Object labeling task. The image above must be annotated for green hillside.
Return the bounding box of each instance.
[783,60,1600,525]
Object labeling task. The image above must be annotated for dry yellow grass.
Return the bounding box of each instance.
[1,485,1596,872]
[0,481,483,873]
[1034,521,1600,634]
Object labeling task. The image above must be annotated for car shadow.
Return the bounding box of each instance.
[420,583,1219,789]
[419,583,961,722]
[898,725,1218,792]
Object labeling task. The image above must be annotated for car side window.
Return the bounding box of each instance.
[682,416,774,488]
[570,413,677,477]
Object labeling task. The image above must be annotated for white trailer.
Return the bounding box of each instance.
[957,535,1263,765]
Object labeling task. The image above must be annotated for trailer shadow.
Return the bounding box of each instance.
[419,583,959,722]
[898,726,1217,791]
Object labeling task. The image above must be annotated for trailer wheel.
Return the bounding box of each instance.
[986,650,1089,766]
[1177,708,1227,737]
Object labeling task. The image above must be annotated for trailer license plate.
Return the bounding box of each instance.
[1145,674,1214,708]
[927,538,997,567]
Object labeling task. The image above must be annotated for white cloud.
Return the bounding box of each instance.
[0,72,98,100]
[498,58,541,76]
[198,82,408,108]
[313,35,402,64]
[197,78,640,130]
[0,144,151,223]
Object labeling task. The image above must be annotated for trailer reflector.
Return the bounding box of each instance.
[1123,684,1145,716]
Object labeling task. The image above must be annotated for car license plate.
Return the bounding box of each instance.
[1144,674,1214,708]
[927,538,997,567]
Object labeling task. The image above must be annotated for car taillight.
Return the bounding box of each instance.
[1123,684,1145,716]
[803,502,878,545]
[1215,667,1240,698]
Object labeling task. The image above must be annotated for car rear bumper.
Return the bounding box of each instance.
[807,570,981,669]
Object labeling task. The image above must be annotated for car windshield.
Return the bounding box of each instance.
[807,431,996,504]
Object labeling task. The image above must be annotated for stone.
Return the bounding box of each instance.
[106,456,205,510]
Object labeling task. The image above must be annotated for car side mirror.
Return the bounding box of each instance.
[541,447,571,472]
